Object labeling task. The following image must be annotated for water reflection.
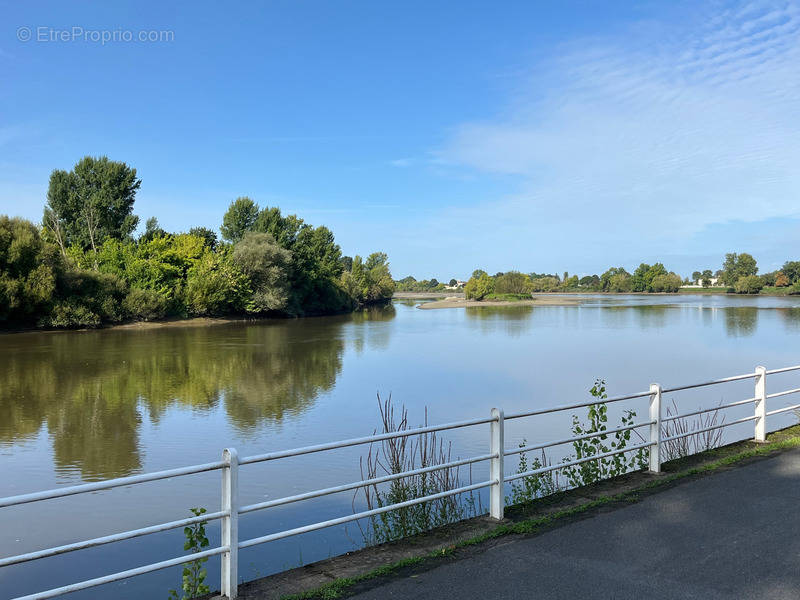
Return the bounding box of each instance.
[724,307,758,337]
[465,306,534,337]
[777,307,800,331]
[0,308,397,480]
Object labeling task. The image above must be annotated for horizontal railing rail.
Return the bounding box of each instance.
[1,363,798,599]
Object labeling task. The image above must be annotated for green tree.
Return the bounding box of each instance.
[650,273,683,293]
[220,197,259,243]
[184,249,248,315]
[464,272,495,300]
[188,227,218,250]
[734,275,764,294]
[0,217,60,325]
[781,261,800,284]
[253,207,307,248]
[600,267,630,291]
[140,216,166,242]
[701,269,713,287]
[232,232,292,313]
[44,156,141,263]
[494,271,532,295]
[720,253,758,287]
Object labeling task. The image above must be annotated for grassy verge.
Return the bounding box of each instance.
[483,293,532,302]
[282,425,800,600]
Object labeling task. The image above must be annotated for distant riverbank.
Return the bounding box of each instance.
[416,295,581,309]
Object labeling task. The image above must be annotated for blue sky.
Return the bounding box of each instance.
[2,0,799,279]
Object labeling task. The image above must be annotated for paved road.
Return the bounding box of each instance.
[350,450,800,599]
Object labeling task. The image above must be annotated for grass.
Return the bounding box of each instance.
[678,287,730,294]
[482,293,532,302]
[280,425,800,600]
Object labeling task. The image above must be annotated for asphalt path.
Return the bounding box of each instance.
[349,449,800,599]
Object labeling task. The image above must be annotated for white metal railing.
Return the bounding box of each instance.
[1,364,799,599]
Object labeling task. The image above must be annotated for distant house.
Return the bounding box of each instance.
[683,276,720,288]
[444,280,467,290]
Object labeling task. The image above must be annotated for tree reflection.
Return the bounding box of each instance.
[0,311,395,479]
[724,307,758,337]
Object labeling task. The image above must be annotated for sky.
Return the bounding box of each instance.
[1,0,799,279]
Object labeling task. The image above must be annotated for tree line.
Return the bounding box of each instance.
[453,253,800,300]
[0,156,394,329]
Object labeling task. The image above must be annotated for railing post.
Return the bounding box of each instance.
[755,366,767,442]
[221,448,239,599]
[489,408,504,520]
[649,384,662,473]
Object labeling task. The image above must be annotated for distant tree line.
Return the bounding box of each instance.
[394,276,460,292]
[449,253,800,301]
[692,252,800,295]
[0,156,393,329]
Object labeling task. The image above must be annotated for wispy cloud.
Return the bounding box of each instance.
[436,0,800,257]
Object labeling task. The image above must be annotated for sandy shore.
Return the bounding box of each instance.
[417,296,581,309]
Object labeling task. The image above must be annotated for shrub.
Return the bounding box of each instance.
[650,273,683,293]
[0,216,60,325]
[464,273,495,300]
[184,251,247,316]
[41,300,102,329]
[734,275,763,294]
[123,287,168,321]
[232,232,292,313]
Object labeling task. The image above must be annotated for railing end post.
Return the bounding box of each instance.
[221,447,239,599]
[489,408,505,520]
[649,384,662,473]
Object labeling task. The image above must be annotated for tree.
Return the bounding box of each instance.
[449,278,457,287]
[464,272,495,300]
[220,197,259,243]
[253,206,308,248]
[692,271,702,282]
[185,227,216,249]
[600,267,630,291]
[530,276,560,292]
[0,216,60,324]
[579,275,600,289]
[495,271,532,295]
[720,253,758,287]
[776,272,790,287]
[650,273,683,293]
[44,156,141,264]
[734,275,763,294]
[781,261,800,284]
[141,217,166,242]
[701,269,713,287]
[607,273,632,292]
[340,256,354,272]
[232,232,292,313]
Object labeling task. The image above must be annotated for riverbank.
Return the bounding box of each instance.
[393,292,461,299]
[221,424,800,600]
[417,295,581,309]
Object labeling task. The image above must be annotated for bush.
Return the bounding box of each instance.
[494,271,532,295]
[123,287,168,321]
[48,269,128,326]
[464,273,495,299]
[650,273,683,293]
[184,251,247,316]
[734,275,764,294]
[40,300,102,329]
[0,216,60,325]
[232,232,292,313]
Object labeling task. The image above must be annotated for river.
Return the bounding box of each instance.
[1,294,799,598]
